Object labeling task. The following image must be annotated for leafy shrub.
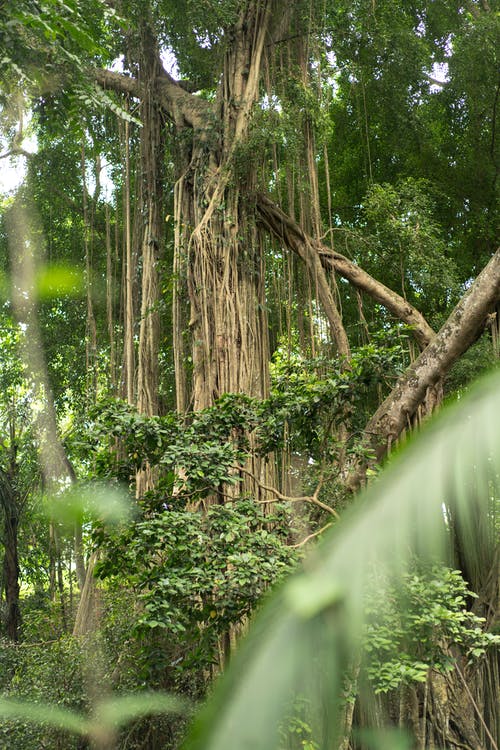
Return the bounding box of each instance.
[97,500,297,683]
[364,563,498,693]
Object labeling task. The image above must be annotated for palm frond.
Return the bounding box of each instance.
[184,368,500,750]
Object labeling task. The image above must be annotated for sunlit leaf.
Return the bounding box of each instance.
[44,483,134,525]
[35,264,85,298]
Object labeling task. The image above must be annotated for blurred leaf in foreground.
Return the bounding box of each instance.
[184,369,500,750]
[35,263,85,299]
[44,482,134,526]
[0,691,187,746]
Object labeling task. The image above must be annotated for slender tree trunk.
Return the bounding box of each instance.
[48,519,57,601]
[136,23,164,420]
[81,145,98,403]
[2,499,20,640]
[134,22,166,497]
[122,116,135,406]
[296,34,350,360]
[55,528,67,631]
[74,520,87,592]
[105,203,117,391]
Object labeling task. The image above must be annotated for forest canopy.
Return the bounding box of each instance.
[0,1,498,749]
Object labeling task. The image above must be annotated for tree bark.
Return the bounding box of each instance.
[346,247,500,491]
[136,23,164,420]
[3,512,20,640]
[178,1,272,415]
[72,551,101,637]
[122,117,135,406]
[1,478,21,641]
[134,21,166,497]
[74,520,87,591]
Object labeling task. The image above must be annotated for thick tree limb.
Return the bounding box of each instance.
[346,248,500,492]
[94,67,210,130]
[256,193,436,350]
[94,68,141,98]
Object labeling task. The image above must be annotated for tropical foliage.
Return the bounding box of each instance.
[0,0,498,749]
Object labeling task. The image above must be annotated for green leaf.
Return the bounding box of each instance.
[94,692,188,728]
[0,698,89,735]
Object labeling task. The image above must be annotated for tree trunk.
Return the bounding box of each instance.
[175,4,272,414]
[122,116,135,406]
[105,203,117,391]
[0,435,22,641]
[55,527,67,631]
[2,498,20,640]
[168,3,276,506]
[72,551,101,637]
[135,21,166,497]
[136,24,164,419]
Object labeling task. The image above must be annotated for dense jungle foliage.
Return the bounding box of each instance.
[0,1,498,748]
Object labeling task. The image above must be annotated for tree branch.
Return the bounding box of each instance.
[239,466,339,518]
[94,68,142,98]
[426,75,447,88]
[256,193,436,350]
[0,148,33,160]
[289,522,334,548]
[346,248,500,491]
[93,67,210,130]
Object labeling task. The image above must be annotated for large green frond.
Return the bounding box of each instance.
[184,368,500,750]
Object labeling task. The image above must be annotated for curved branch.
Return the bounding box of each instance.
[256,193,436,350]
[0,148,33,160]
[290,522,334,549]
